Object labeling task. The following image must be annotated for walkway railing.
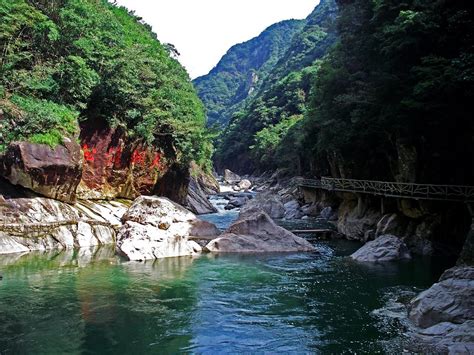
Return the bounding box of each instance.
[297,177,474,202]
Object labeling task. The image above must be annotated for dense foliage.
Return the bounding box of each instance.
[0,0,211,169]
[193,20,305,127]
[302,0,474,183]
[214,0,338,172]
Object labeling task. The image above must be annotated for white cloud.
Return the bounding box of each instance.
[114,0,319,79]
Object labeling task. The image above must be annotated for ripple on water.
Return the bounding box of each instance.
[0,221,453,354]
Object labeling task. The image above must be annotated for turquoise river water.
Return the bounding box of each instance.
[0,208,454,354]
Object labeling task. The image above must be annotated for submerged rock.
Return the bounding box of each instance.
[408,266,474,352]
[350,234,411,262]
[117,196,216,261]
[0,140,82,203]
[204,210,315,253]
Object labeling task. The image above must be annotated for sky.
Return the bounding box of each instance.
[114,0,319,79]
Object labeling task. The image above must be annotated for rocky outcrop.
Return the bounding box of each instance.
[186,175,217,214]
[337,194,381,241]
[0,195,128,254]
[78,120,170,200]
[350,235,411,262]
[116,196,209,261]
[409,267,474,328]
[240,193,285,219]
[204,210,316,253]
[0,139,83,203]
[408,266,474,353]
[185,162,218,214]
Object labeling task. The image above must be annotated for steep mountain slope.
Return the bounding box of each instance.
[215,0,338,173]
[193,19,305,127]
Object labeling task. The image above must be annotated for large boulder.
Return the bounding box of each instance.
[350,234,411,262]
[204,210,316,253]
[408,267,474,328]
[407,267,474,353]
[0,139,82,203]
[241,193,285,219]
[117,196,214,261]
[224,169,241,184]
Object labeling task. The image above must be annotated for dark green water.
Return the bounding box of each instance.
[0,240,452,354]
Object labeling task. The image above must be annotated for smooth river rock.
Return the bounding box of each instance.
[204,210,316,253]
[350,234,411,262]
[117,196,214,261]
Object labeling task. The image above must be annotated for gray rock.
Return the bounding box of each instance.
[117,196,207,261]
[320,207,333,220]
[224,169,241,184]
[407,267,474,353]
[189,220,221,238]
[350,234,411,262]
[228,196,249,208]
[186,175,217,215]
[240,193,285,219]
[283,200,302,220]
[375,213,411,238]
[204,210,316,253]
[408,266,474,328]
[301,203,320,217]
[238,179,252,190]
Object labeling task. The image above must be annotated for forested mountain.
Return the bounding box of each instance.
[302,0,474,184]
[193,19,305,127]
[214,0,338,172]
[215,0,473,185]
[0,0,211,170]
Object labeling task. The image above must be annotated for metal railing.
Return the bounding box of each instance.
[297,177,474,202]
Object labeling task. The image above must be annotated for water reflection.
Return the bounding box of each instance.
[0,242,454,354]
[0,247,198,354]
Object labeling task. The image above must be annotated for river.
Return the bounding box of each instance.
[0,198,455,353]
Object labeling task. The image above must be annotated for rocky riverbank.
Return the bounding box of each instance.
[219,168,474,352]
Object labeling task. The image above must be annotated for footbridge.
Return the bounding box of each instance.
[297,177,474,202]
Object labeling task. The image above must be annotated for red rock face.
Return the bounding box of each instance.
[78,120,171,200]
[0,139,83,203]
